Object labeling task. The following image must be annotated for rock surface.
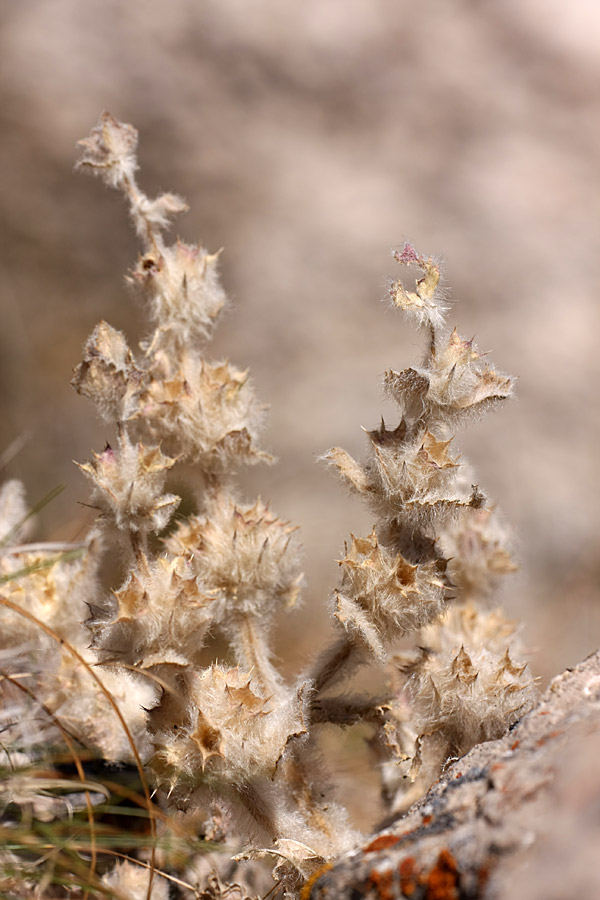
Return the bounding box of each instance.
[307,650,600,899]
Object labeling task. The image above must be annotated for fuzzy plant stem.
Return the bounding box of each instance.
[233,613,284,698]
[309,633,367,695]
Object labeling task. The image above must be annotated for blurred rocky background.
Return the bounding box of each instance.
[1,0,599,790]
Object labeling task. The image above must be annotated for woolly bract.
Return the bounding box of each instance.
[166,495,302,623]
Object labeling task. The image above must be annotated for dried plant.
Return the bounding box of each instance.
[0,114,535,899]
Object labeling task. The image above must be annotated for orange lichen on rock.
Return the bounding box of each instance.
[368,868,395,900]
[399,856,420,896]
[425,849,459,900]
[536,729,564,748]
[364,834,401,853]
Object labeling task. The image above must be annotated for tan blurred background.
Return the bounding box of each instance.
[1,0,599,702]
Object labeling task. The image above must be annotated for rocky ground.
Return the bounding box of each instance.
[307,649,600,899]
